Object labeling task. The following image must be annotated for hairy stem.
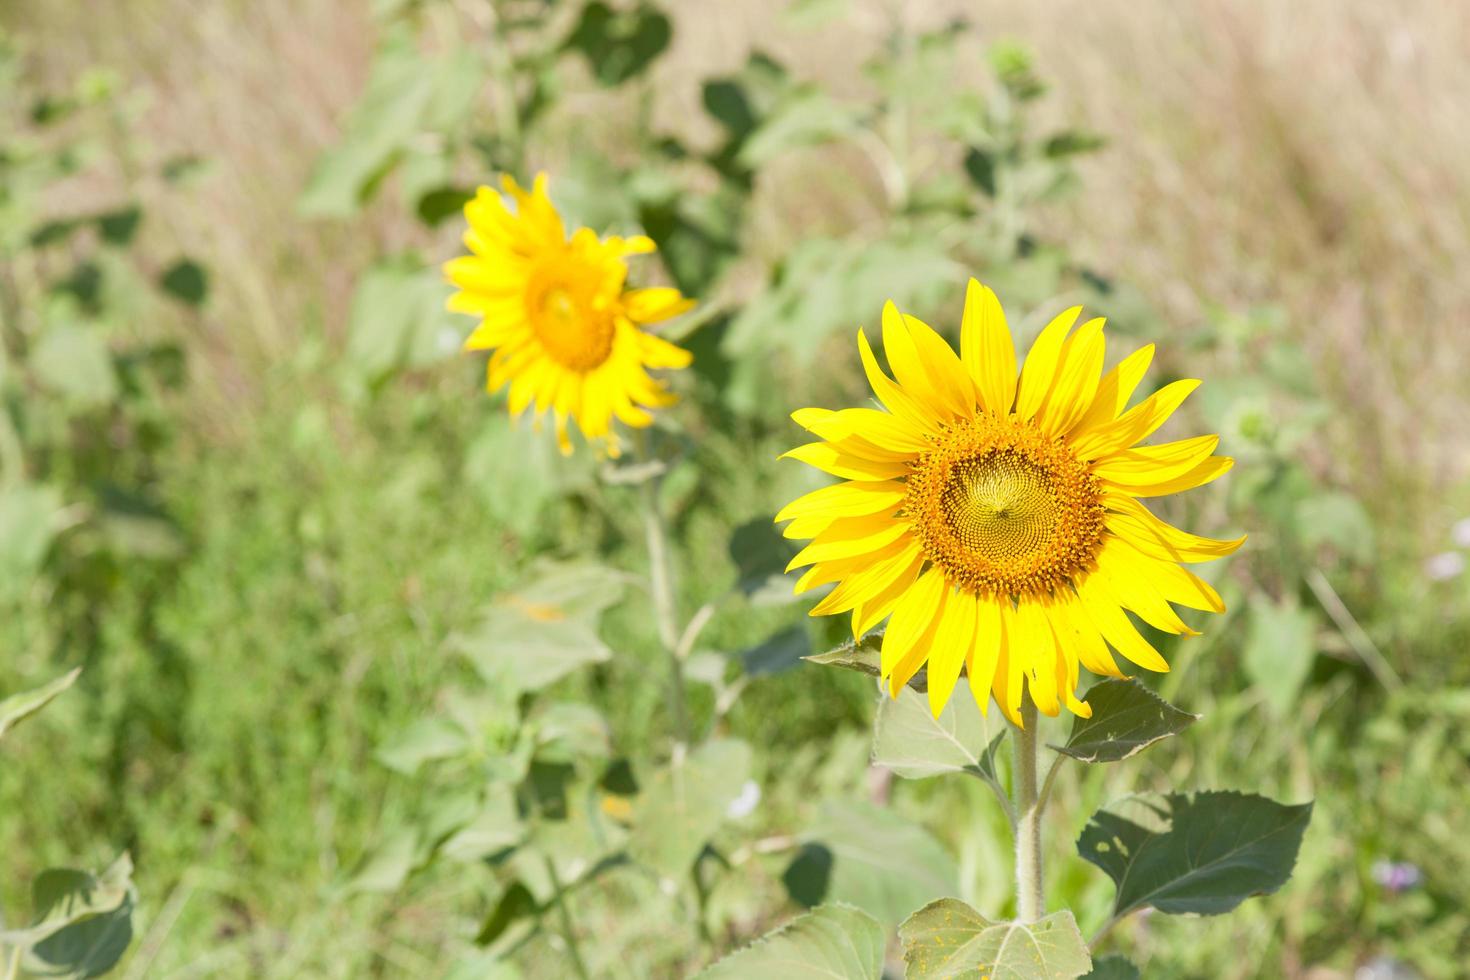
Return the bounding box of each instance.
[635,429,690,749]
[1013,693,1044,922]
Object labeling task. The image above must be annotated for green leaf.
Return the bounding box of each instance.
[699,903,884,980]
[1051,678,1197,764]
[475,880,537,947]
[158,258,209,306]
[0,484,63,596]
[737,90,862,168]
[1,854,134,976]
[95,205,142,246]
[299,33,481,217]
[439,790,524,864]
[377,717,471,775]
[345,829,418,895]
[1078,791,1313,918]
[345,256,460,384]
[0,667,80,743]
[1043,130,1107,159]
[1083,954,1141,980]
[872,683,1007,787]
[30,323,119,407]
[728,518,797,598]
[1243,595,1318,717]
[1295,491,1374,563]
[900,898,1092,980]
[416,186,475,227]
[803,631,882,678]
[738,625,809,676]
[963,146,997,197]
[455,562,626,695]
[564,2,671,87]
[799,800,955,926]
[628,738,752,879]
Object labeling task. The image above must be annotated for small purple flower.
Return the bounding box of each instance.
[1371,860,1422,893]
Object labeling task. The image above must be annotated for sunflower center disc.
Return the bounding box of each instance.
[905,413,1106,599]
[527,270,615,373]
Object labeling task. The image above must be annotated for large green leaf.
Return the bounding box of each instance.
[628,739,752,879]
[344,256,460,384]
[1243,596,1318,717]
[699,904,884,980]
[299,33,482,217]
[1082,954,1141,979]
[872,684,1006,787]
[564,2,671,87]
[455,562,626,695]
[0,667,80,742]
[1078,791,1313,918]
[900,898,1091,980]
[1052,678,1197,764]
[798,800,955,926]
[2,854,134,978]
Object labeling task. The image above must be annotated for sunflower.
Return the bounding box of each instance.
[777,280,1244,726]
[445,173,695,456]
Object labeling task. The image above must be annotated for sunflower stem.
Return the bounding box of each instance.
[635,428,691,750]
[1013,693,1044,922]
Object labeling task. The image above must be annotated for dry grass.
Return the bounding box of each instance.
[9,0,1470,528]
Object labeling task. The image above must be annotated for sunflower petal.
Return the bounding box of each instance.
[1014,306,1083,423]
[928,588,977,716]
[960,279,1018,414]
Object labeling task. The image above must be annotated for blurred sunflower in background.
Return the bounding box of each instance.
[778,280,1244,726]
[445,173,694,455]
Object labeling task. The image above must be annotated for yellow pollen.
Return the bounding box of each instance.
[904,413,1105,599]
[526,265,615,372]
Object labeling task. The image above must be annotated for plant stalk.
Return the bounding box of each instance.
[1013,692,1044,922]
[635,429,690,749]
[542,855,591,980]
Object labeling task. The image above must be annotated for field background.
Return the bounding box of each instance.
[2,0,1469,977]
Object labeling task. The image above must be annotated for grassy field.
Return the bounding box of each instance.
[2,1,1469,977]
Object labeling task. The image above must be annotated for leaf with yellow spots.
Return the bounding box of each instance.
[899,897,1092,979]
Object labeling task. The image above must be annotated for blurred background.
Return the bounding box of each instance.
[2,0,1468,976]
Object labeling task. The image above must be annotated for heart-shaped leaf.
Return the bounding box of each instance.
[1052,678,1196,764]
[1078,791,1313,918]
[872,684,1006,790]
[900,897,1092,980]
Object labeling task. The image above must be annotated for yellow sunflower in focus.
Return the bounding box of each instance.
[445,173,694,456]
[777,280,1244,726]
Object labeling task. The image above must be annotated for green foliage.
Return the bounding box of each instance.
[699,903,884,980]
[1052,678,1198,764]
[899,899,1092,980]
[871,683,1007,786]
[0,672,136,977]
[2,2,1448,976]
[1078,791,1313,918]
[0,667,78,741]
[793,800,955,927]
[627,738,752,879]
